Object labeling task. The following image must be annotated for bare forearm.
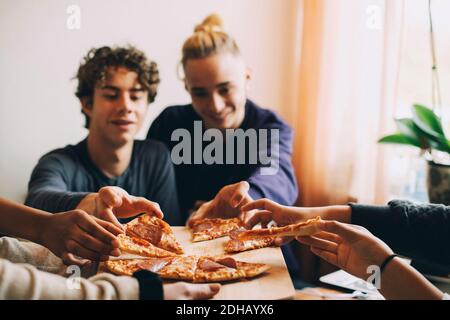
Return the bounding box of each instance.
[380,258,444,300]
[0,197,50,244]
[305,205,352,223]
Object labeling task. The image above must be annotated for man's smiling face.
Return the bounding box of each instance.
[184,52,250,130]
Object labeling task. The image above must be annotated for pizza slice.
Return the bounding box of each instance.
[105,254,270,283]
[190,218,244,242]
[237,216,322,240]
[194,256,270,283]
[235,260,271,279]
[105,257,173,276]
[117,234,176,258]
[125,214,184,254]
[157,255,199,281]
[224,229,275,253]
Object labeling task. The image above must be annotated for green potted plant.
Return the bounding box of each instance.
[378,104,450,204]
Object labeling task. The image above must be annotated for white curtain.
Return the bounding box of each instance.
[288,0,406,207]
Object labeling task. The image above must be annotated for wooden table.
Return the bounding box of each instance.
[169,227,296,300]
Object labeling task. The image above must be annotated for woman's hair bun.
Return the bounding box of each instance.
[182,13,240,65]
[194,14,224,33]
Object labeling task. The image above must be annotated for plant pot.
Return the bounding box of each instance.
[427,161,450,205]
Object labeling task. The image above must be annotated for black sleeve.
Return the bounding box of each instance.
[132,270,163,300]
[25,153,88,212]
[351,200,450,265]
[149,145,183,226]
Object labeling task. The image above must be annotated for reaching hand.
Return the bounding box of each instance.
[77,186,163,228]
[296,220,394,280]
[41,209,124,266]
[239,198,315,245]
[240,198,312,229]
[187,182,252,227]
[163,282,221,300]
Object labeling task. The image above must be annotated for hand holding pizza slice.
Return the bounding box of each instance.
[236,216,322,240]
[223,217,322,253]
[240,198,313,229]
[187,181,252,227]
[240,198,325,246]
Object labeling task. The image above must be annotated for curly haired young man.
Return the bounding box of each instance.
[25,46,183,230]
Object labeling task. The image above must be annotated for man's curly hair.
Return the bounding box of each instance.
[75,45,160,128]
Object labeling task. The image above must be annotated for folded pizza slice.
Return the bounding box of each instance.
[190,218,244,242]
[193,256,269,283]
[125,214,184,254]
[105,257,173,276]
[237,216,322,240]
[224,229,275,253]
[117,234,177,258]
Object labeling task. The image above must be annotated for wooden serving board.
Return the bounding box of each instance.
[171,226,295,300]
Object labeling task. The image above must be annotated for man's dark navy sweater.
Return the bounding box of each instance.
[147,99,298,221]
[147,99,300,279]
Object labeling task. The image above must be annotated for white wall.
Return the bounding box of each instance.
[0,0,300,202]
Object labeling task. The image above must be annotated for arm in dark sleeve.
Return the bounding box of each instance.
[148,146,183,226]
[247,122,298,205]
[351,200,450,265]
[25,154,88,212]
[133,270,163,300]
